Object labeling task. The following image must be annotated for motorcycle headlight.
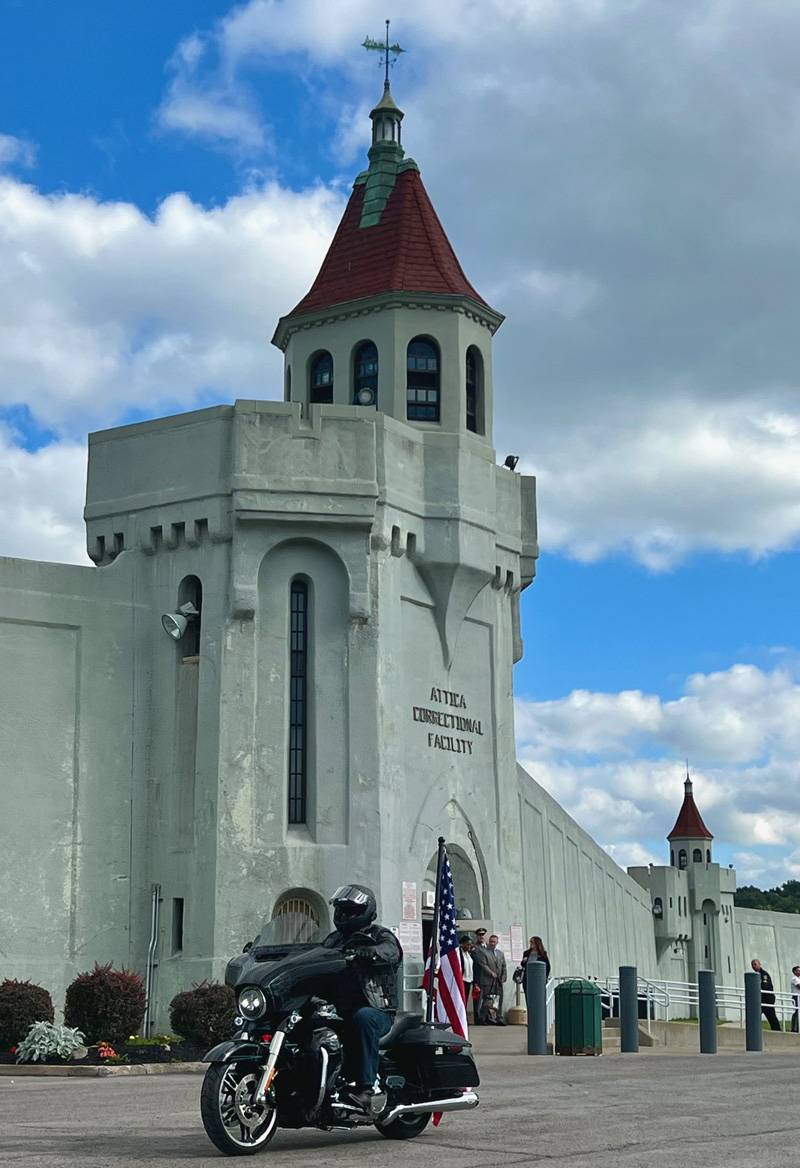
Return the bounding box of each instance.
[237,987,267,1020]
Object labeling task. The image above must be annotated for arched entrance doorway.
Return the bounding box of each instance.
[421,846,485,954]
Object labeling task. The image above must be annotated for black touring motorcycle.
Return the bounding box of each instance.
[200,913,479,1155]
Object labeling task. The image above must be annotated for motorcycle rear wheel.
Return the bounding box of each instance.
[201,1062,278,1156]
[374,1111,431,1140]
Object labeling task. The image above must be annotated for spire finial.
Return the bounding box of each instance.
[685,759,692,792]
[362,19,406,89]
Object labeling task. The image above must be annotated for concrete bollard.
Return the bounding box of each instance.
[526,959,548,1055]
[698,969,717,1054]
[619,965,639,1053]
[745,970,763,1052]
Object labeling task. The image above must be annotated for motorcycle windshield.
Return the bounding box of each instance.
[254,912,324,948]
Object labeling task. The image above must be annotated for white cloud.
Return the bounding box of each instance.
[0,429,87,564]
[0,177,343,431]
[0,133,36,169]
[517,663,800,883]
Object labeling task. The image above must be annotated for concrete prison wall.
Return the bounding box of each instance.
[517,765,657,980]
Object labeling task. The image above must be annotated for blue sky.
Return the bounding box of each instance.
[2,0,799,885]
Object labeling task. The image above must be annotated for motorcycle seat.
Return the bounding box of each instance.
[379,1012,424,1048]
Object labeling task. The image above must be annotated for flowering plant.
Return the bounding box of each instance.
[97,1042,116,1059]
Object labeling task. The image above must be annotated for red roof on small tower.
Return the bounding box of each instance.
[668,777,713,841]
[288,170,490,317]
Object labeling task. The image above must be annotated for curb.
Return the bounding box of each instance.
[0,1061,205,1078]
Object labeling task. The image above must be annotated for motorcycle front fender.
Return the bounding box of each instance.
[202,1039,263,1064]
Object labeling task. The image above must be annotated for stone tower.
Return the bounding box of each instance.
[629,773,736,988]
[79,79,537,1016]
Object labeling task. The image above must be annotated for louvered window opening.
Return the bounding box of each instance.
[288,581,309,824]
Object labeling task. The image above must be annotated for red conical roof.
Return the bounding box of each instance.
[287,169,490,318]
[668,780,713,841]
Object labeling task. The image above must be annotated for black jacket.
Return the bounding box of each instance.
[519,948,551,981]
[322,924,403,1014]
[758,968,775,1005]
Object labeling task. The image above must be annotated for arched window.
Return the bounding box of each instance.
[653,897,663,919]
[309,351,333,404]
[678,849,687,870]
[706,849,711,863]
[353,341,378,407]
[406,337,440,422]
[693,848,703,863]
[284,364,291,402]
[670,850,675,866]
[288,579,309,825]
[177,575,202,658]
[465,346,483,434]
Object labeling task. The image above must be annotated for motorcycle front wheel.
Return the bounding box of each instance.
[200,1062,278,1156]
[374,1111,431,1140]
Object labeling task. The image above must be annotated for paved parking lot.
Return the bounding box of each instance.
[3,1052,800,1166]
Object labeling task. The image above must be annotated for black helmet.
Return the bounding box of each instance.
[330,884,377,934]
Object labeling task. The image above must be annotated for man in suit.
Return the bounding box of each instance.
[471,928,490,1024]
[487,934,508,1025]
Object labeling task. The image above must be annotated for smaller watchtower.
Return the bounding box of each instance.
[668,770,713,870]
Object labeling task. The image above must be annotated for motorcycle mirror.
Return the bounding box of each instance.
[242,941,253,953]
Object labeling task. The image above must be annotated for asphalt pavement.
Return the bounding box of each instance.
[2,1052,799,1166]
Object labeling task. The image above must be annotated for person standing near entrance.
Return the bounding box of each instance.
[471,928,490,1024]
[458,934,474,1018]
[751,959,781,1031]
[487,934,508,1025]
[514,935,551,1002]
[791,965,800,1034]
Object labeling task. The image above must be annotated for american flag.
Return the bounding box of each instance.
[422,847,468,1040]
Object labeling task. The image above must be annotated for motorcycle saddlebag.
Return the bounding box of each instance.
[385,1022,480,1089]
[411,1046,479,1089]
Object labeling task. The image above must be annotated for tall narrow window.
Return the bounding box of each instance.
[171,897,184,955]
[406,337,440,422]
[288,580,309,825]
[178,575,202,659]
[465,346,483,434]
[693,848,703,863]
[353,341,378,406]
[309,352,333,404]
[678,849,687,870]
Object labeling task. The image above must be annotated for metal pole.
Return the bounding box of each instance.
[698,970,717,1054]
[619,965,639,1053]
[745,971,763,1052]
[424,837,446,1025]
[526,959,547,1055]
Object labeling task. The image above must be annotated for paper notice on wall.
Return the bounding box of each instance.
[510,925,525,962]
[402,881,418,921]
[395,920,424,958]
[498,931,511,959]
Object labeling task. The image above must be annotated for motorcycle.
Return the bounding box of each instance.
[200,912,479,1155]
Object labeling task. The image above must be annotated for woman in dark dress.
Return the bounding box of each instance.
[515,935,551,996]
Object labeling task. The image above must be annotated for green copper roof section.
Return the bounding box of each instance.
[356,80,412,227]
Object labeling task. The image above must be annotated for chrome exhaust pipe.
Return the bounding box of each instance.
[382,1091,479,1123]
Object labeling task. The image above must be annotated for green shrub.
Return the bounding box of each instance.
[64,963,146,1044]
[169,982,235,1047]
[0,979,54,1048]
[16,1021,85,1063]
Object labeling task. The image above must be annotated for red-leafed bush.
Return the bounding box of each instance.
[64,964,146,1044]
[169,982,235,1047]
[0,980,54,1048]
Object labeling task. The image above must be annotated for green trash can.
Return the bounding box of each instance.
[554,979,602,1055]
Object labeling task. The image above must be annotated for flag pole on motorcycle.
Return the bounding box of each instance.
[422,837,468,1039]
[424,836,446,1024]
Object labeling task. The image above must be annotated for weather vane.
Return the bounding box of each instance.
[362,19,406,87]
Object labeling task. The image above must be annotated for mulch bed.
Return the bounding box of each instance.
[0,1041,205,1067]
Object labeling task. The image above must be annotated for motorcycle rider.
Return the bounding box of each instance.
[322,884,403,1113]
